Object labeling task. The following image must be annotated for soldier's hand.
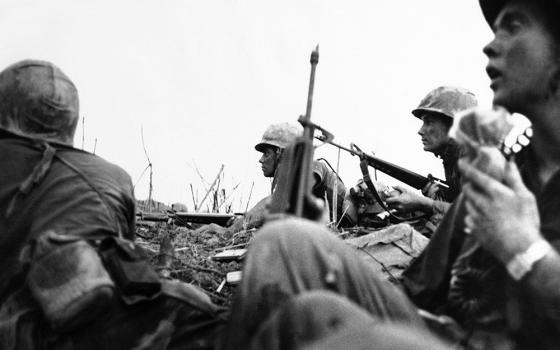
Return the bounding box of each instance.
[385,185,432,213]
[421,182,440,198]
[460,159,541,264]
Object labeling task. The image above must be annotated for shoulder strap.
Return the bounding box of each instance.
[6,141,56,217]
[6,140,123,238]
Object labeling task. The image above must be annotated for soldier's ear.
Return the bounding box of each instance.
[271,148,282,168]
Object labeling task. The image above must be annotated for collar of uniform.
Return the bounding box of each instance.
[0,127,78,151]
[433,138,459,161]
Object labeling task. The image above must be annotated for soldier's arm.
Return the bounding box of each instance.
[228,196,270,233]
[460,159,560,329]
[431,200,451,217]
[523,244,560,327]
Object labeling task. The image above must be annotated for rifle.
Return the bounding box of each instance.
[316,137,448,190]
[268,45,332,220]
[315,137,447,223]
[136,211,236,226]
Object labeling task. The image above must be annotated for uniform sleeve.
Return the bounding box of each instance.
[312,161,326,189]
[521,241,560,333]
[432,200,451,218]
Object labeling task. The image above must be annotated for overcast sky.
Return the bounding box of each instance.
[0,0,526,212]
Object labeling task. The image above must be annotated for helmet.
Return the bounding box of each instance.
[479,0,560,30]
[479,0,507,27]
[412,86,478,121]
[0,60,79,146]
[255,123,302,152]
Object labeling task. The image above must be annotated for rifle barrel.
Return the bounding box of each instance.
[294,46,319,217]
[317,136,449,190]
[315,137,357,156]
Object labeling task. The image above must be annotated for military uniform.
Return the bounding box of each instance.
[0,60,224,350]
[427,138,464,226]
[404,145,560,349]
[218,218,436,350]
[312,160,346,223]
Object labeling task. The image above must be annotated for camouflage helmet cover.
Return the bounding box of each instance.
[411,86,478,121]
[0,59,79,146]
[255,122,302,152]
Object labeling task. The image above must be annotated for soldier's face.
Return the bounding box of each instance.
[259,146,279,177]
[483,1,559,117]
[418,114,450,153]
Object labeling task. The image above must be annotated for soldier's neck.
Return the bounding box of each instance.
[432,138,455,159]
[531,128,560,186]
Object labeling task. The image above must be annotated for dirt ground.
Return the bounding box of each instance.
[135,222,254,307]
[134,220,424,308]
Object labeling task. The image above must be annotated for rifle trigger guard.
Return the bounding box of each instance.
[358,159,424,223]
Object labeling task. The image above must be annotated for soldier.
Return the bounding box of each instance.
[0,60,223,350]
[224,122,347,233]
[446,0,560,348]
[256,123,346,222]
[386,87,477,223]
[256,123,302,184]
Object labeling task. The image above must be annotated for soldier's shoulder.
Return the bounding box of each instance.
[60,148,133,186]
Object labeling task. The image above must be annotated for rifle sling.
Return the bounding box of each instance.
[359,159,425,223]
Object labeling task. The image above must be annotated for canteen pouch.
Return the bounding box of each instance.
[26,231,115,332]
[99,237,161,300]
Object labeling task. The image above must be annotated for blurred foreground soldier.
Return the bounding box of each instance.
[0,60,222,349]
[386,86,477,223]
[220,1,560,349]
[405,0,560,347]
[219,218,448,350]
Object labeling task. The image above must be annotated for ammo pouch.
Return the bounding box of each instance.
[26,231,162,332]
[26,231,115,332]
[98,236,161,302]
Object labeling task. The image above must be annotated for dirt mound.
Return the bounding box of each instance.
[135,222,426,308]
[135,223,254,307]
